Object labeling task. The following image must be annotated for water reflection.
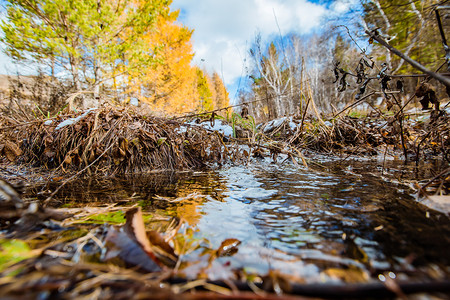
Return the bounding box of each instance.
[32,161,450,282]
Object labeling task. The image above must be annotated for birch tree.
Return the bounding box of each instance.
[249,35,292,118]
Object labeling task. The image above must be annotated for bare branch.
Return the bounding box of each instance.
[366,30,450,89]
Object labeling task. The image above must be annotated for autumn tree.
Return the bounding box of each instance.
[196,68,214,112]
[211,72,230,111]
[127,10,199,114]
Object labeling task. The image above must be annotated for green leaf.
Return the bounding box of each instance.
[0,239,37,272]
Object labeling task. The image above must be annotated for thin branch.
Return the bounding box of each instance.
[366,30,450,89]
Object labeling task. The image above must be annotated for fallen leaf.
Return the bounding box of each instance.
[147,230,178,268]
[323,267,369,283]
[216,238,241,257]
[103,226,162,272]
[124,207,161,266]
[421,195,450,215]
[3,141,22,162]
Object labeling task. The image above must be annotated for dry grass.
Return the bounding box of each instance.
[1,105,229,175]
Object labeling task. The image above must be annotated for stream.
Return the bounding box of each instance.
[31,159,450,283]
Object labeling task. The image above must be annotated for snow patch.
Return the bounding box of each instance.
[55,108,97,130]
[187,119,233,137]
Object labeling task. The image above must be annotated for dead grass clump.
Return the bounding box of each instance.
[1,106,228,174]
[291,112,449,161]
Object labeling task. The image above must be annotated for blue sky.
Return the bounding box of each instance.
[170,0,357,99]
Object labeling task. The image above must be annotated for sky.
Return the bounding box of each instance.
[170,0,357,99]
[0,0,357,99]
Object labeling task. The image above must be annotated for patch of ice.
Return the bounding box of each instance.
[129,97,139,106]
[175,126,187,134]
[272,117,286,128]
[44,120,53,125]
[289,121,297,130]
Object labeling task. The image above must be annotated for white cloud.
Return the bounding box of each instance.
[171,0,349,98]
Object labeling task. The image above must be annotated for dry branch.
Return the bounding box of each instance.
[366,30,450,89]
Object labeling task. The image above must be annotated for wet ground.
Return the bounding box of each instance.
[25,158,450,284]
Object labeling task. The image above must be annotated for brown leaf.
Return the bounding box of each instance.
[3,141,22,162]
[124,207,163,267]
[43,135,53,147]
[103,226,162,272]
[262,270,293,294]
[323,267,369,283]
[216,238,241,257]
[119,137,129,154]
[44,148,55,158]
[88,150,95,163]
[147,231,178,268]
[64,155,72,165]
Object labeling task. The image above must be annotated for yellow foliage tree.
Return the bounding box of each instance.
[124,2,230,116]
[128,9,198,114]
[211,72,230,111]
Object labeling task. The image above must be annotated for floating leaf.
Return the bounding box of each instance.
[216,238,241,257]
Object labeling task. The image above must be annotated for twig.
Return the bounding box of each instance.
[390,93,408,162]
[172,99,264,120]
[366,30,450,89]
[418,167,450,195]
[333,92,375,118]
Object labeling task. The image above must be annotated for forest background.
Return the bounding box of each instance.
[0,0,230,116]
[0,0,448,120]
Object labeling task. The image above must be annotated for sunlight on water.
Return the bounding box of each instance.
[38,160,450,282]
[189,162,449,281]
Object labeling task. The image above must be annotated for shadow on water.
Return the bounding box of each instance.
[29,160,450,282]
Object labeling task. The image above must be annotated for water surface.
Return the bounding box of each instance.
[34,160,450,283]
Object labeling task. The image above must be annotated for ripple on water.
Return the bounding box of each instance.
[194,163,450,281]
[39,162,450,283]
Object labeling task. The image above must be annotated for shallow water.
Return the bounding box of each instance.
[32,160,450,283]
